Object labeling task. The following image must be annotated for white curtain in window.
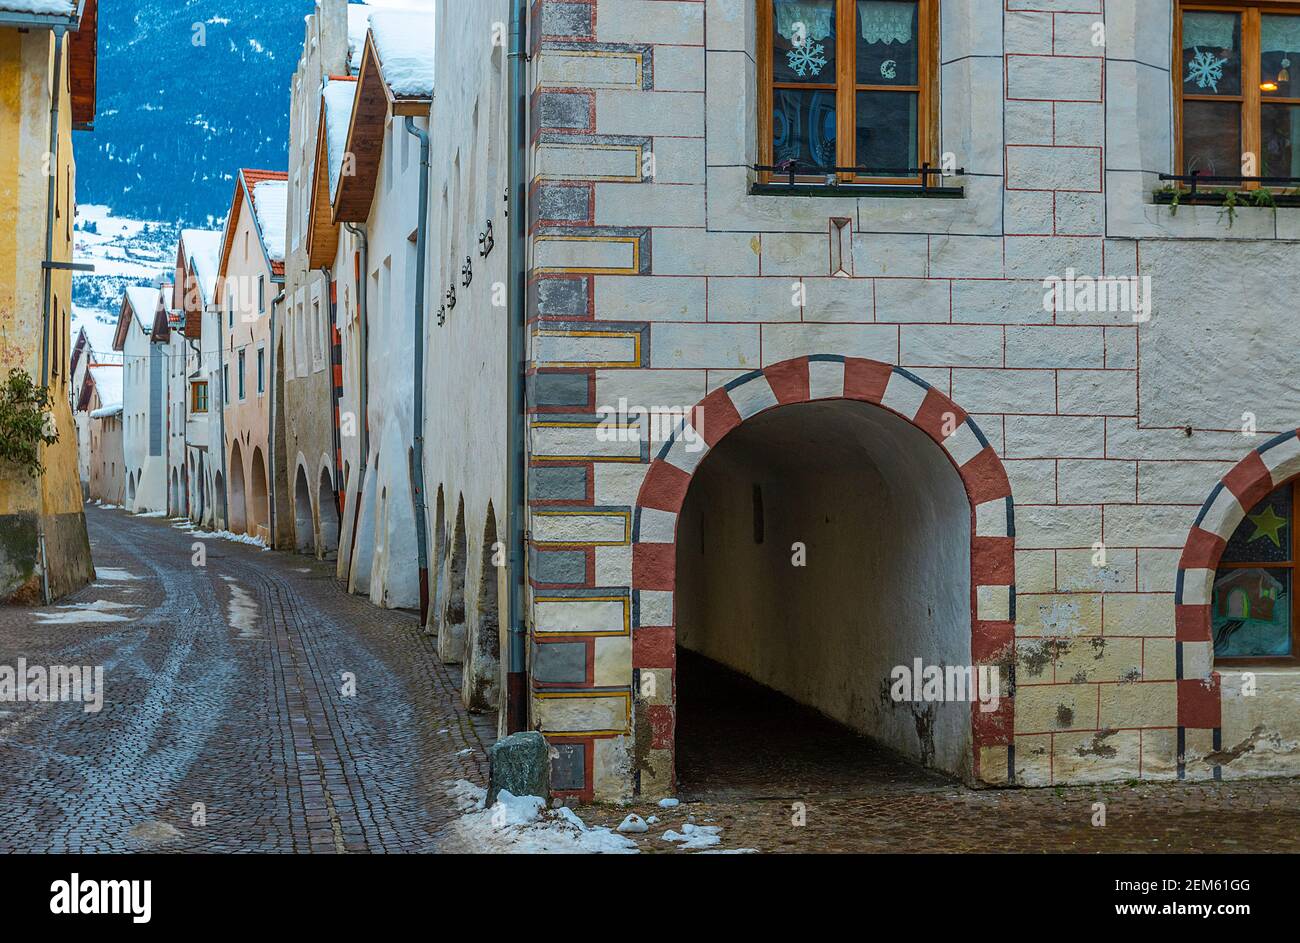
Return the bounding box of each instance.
[1182,12,1237,50]
[774,0,835,41]
[858,1,914,44]
[1262,15,1300,54]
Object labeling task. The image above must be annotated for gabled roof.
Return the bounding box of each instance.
[216,168,289,303]
[333,26,431,224]
[69,325,90,376]
[308,77,358,268]
[174,228,222,338]
[80,362,121,413]
[151,285,182,342]
[113,286,160,351]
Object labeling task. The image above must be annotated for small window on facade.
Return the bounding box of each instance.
[1178,3,1300,180]
[759,0,936,184]
[223,365,230,404]
[1212,480,1300,663]
[257,347,265,395]
[238,350,246,400]
[258,275,266,314]
[191,381,208,413]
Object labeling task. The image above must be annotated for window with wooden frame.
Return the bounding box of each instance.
[191,380,208,414]
[1212,479,1300,664]
[1177,1,1300,183]
[758,0,938,185]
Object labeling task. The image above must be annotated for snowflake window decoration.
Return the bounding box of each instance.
[787,39,828,77]
[1186,47,1228,93]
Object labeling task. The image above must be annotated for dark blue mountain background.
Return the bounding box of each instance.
[73,0,312,227]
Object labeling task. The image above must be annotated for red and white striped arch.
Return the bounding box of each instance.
[1176,429,1300,776]
[628,354,1019,791]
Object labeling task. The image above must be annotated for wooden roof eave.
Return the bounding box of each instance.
[332,36,386,226]
[307,97,341,270]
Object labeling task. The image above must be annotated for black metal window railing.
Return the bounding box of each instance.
[753,162,964,196]
[1159,171,1300,194]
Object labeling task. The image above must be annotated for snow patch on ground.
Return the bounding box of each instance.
[56,600,136,612]
[178,523,270,550]
[437,781,639,854]
[94,568,141,581]
[34,610,131,625]
[661,821,724,851]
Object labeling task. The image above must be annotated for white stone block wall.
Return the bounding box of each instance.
[521,0,1300,801]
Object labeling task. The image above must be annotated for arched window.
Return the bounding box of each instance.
[759,0,937,185]
[1212,479,1298,662]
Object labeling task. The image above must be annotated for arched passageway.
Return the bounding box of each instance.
[228,443,247,534]
[674,399,972,795]
[294,465,315,554]
[629,357,1017,799]
[318,466,340,558]
[250,447,270,538]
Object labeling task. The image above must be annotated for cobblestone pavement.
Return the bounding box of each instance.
[0,505,493,853]
[6,508,1300,854]
[571,650,1300,853]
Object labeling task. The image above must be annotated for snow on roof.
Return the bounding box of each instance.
[250,179,288,264]
[369,9,436,97]
[347,3,371,76]
[180,228,223,304]
[88,364,122,412]
[125,286,160,325]
[323,79,359,199]
[0,1,76,15]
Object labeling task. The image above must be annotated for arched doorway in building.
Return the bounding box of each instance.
[629,357,1017,799]
[250,447,270,539]
[318,465,340,558]
[228,443,247,534]
[293,464,315,554]
[170,469,179,516]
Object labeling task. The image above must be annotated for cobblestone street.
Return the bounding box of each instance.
[0,505,492,852]
[4,507,1300,854]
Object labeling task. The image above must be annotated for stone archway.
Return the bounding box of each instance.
[629,355,1017,796]
[1176,431,1300,779]
[293,464,315,554]
[318,465,340,558]
[228,442,247,534]
[250,447,270,539]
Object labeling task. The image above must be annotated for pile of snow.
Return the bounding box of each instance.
[93,568,141,581]
[251,180,288,263]
[369,10,436,97]
[436,782,638,854]
[661,821,723,851]
[175,522,270,550]
[323,79,359,199]
[180,229,223,305]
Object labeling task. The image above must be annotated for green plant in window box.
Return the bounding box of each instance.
[0,368,57,479]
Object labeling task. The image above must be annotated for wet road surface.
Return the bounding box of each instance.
[0,504,492,853]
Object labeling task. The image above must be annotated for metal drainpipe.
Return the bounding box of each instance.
[505,0,530,733]
[215,298,229,531]
[403,115,432,626]
[35,26,67,605]
[269,289,285,545]
[343,222,369,580]
[322,265,343,526]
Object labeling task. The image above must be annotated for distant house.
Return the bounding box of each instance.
[285,0,358,563]
[172,228,224,527]
[79,361,123,506]
[111,286,167,513]
[149,285,189,517]
[215,168,288,540]
[0,0,98,602]
[331,7,434,613]
[69,327,95,499]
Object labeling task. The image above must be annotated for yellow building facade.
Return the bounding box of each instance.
[0,1,97,603]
